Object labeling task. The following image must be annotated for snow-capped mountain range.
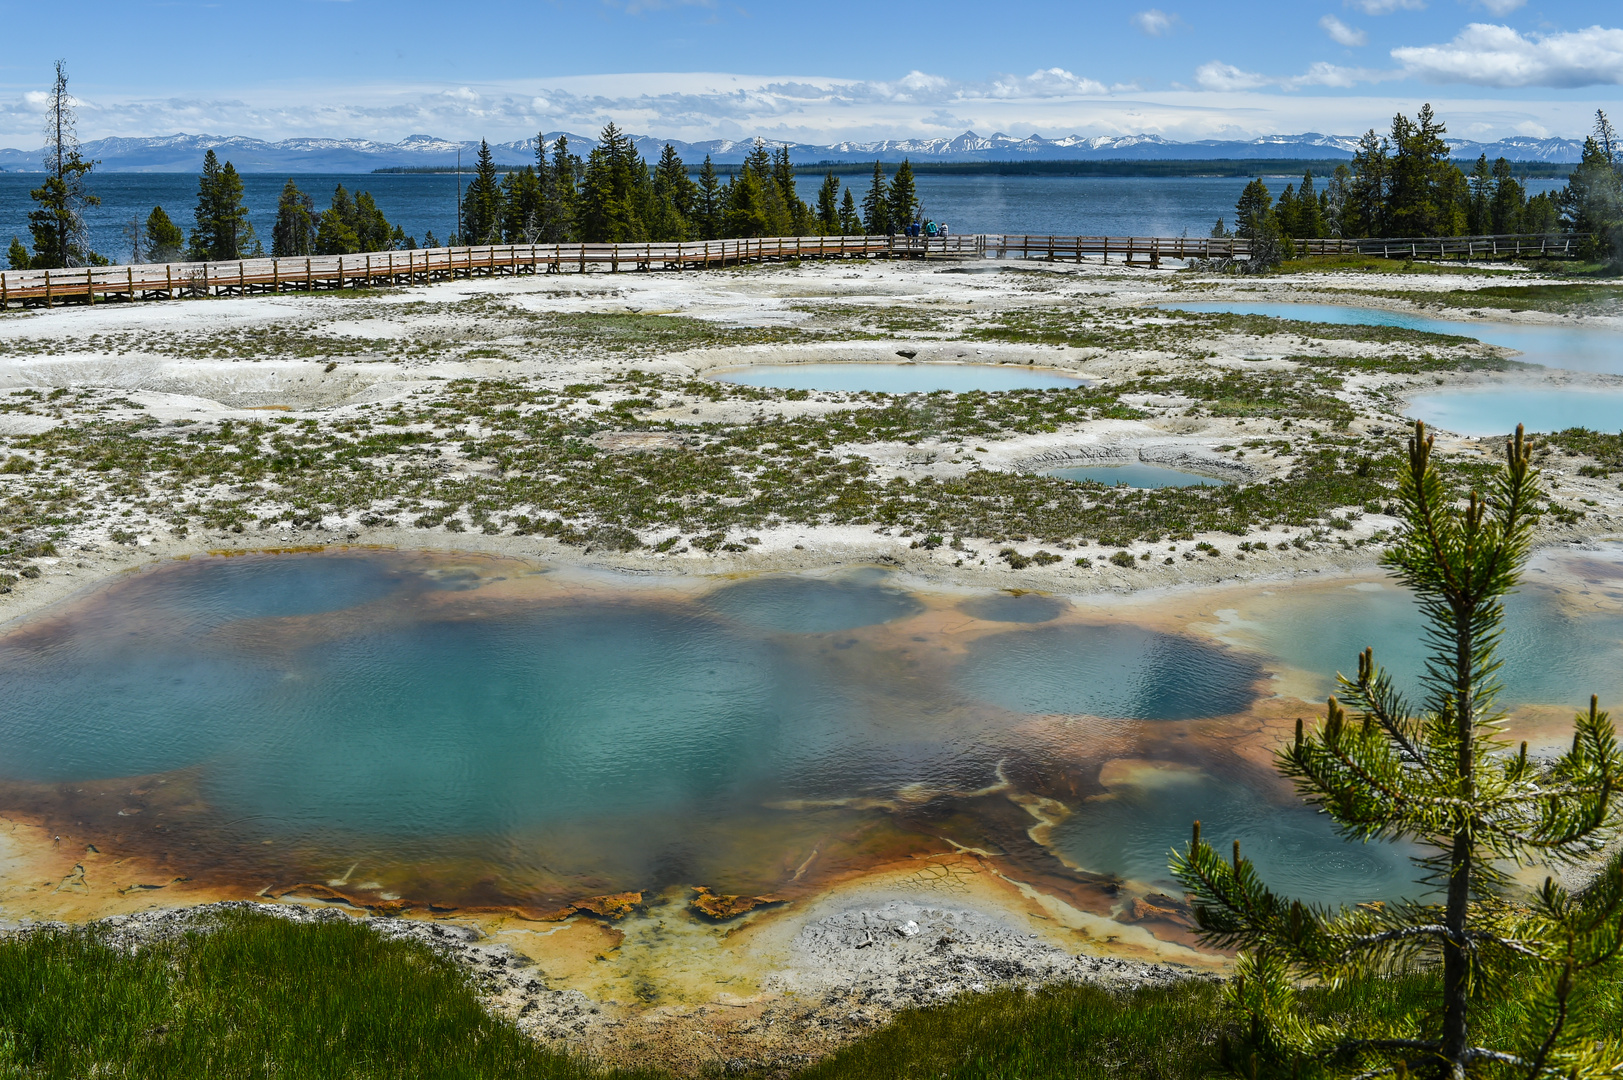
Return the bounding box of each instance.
[0,130,1587,172]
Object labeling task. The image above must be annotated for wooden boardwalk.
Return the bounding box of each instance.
[0,231,1576,309]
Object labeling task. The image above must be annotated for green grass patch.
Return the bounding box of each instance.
[1274,254,1519,277]
[0,909,655,1080]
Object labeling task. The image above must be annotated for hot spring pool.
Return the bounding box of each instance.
[4,550,1616,917]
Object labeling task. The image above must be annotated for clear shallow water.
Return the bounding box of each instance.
[958,592,1069,623]
[1052,767,1418,898]
[1164,301,1623,376]
[16,550,1618,910]
[1405,388,1623,436]
[700,575,923,633]
[713,363,1085,393]
[957,622,1263,721]
[1048,463,1221,488]
[1238,576,1623,711]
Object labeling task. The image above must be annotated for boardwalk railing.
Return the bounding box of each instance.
[0,232,1579,309]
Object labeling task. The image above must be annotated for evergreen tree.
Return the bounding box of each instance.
[695,156,723,240]
[1490,158,1526,235]
[887,159,918,232]
[352,192,393,252]
[461,140,504,245]
[500,166,544,242]
[315,185,361,255]
[651,143,697,242]
[26,61,100,269]
[541,135,580,243]
[1468,154,1494,235]
[862,162,890,234]
[1386,104,1454,237]
[1274,184,1298,238]
[1210,216,1229,238]
[816,171,840,234]
[1324,164,1353,238]
[771,146,813,234]
[1560,111,1623,263]
[271,180,316,258]
[1174,421,1623,1080]
[577,124,648,243]
[838,188,861,234]
[723,166,771,238]
[1293,170,1324,239]
[1233,178,1274,238]
[143,206,186,263]
[423,229,439,249]
[7,237,30,270]
[1345,130,1390,238]
[189,151,255,261]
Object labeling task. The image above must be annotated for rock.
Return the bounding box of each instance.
[690,886,787,921]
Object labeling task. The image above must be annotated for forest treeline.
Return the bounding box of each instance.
[447,124,923,246]
[1216,105,1623,264]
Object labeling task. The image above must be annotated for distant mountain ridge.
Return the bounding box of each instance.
[0,129,1587,172]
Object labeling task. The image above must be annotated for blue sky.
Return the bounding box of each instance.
[0,0,1619,147]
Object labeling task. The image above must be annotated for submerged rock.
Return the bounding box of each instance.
[689,886,787,921]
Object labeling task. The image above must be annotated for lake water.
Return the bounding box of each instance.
[3,173,1564,263]
[1164,301,1623,376]
[1047,463,1221,488]
[1406,388,1623,436]
[713,363,1085,393]
[6,549,1619,917]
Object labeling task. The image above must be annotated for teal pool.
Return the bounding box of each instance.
[1048,463,1221,488]
[1405,387,1623,436]
[711,363,1086,393]
[1163,301,1623,375]
[8,550,1617,914]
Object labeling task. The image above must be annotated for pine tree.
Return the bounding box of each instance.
[1387,104,1454,237]
[460,140,504,245]
[1294,170,1325,239]
[271,180,316,258]
[1345,130,1390,238]
[838,188,861,234]
[723,167,771,238]
[353,192,393,252]
[1490,158,1526,235]
[1174,421,1623,1080]
[541,135,580,243]
[651,143,696,242]
[189,151,254,261]
[1233,179,1274,238]
[862,162,890,235]
[577,124,648,243]
[315,185,361,255]
[887,159,918,232]
[695,156,723,240]
[143,206,185,263]
[26,61,100,269]
[1468,155,1494,235]
[816,172,841,234]
[7,237,30,270]
[1560,112,1623,263]
[500,166,543,242]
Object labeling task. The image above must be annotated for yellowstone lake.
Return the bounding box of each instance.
[4,546,1620,937]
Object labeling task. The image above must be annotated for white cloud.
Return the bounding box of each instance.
[1468,0,1524,12]
[1132,9,1182,36]
[0,68,1609,149]
[1393,23,1623,87]
[1347,0,1424,13]
[1194,62,1271,91]
[1320,15,1368,46]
